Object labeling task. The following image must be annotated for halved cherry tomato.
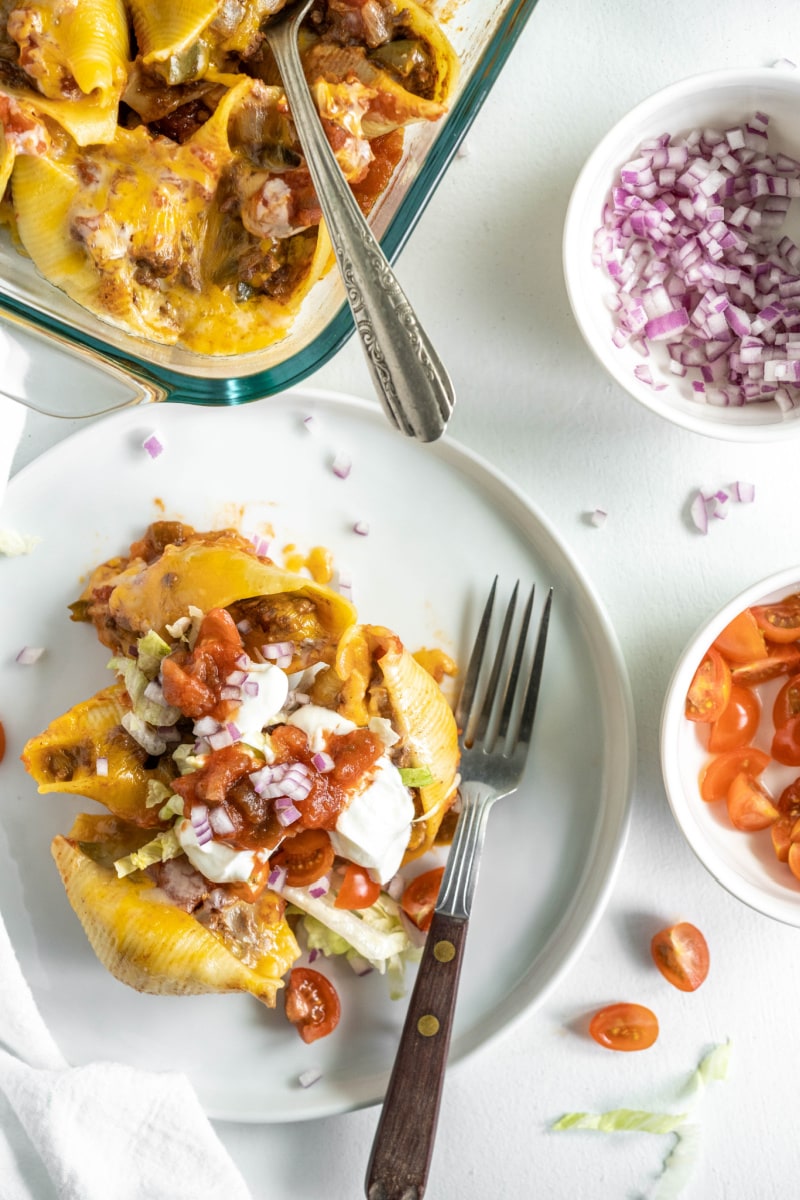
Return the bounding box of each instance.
[685,648,731,723]
[772,718,800,766]
[708,685,760,752]
[271,829,334,887]
[284,967,341,1043]
[732,646,800,686]
[752,595,800,643]
[788,842,800,882]
[699,746,770,803]
[334,864,381,910]
[650,922,709,992]
[771,778,800,862]
[772,675,800,727]
[0,720,5,766]
[713,609,767,663]
[588,1003,659,1052]
[401,867,445,932]
[726,772,779,831]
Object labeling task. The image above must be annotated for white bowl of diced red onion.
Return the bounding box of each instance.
[564,66,800,440]
[661,564,800,925]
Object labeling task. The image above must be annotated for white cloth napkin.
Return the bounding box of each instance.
[0,396,252,1200]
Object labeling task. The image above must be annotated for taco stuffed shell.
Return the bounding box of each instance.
[23,522,460,1038]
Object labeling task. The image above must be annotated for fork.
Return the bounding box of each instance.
[365,578,553,1200]
[264,0,455,443]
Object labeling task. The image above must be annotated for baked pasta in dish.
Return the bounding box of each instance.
[22,522,460,1039]
[0,0,458,353]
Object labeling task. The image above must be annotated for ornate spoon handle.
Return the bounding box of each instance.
[266,2,455,442]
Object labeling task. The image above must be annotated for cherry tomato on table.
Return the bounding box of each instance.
[401,867,445,933]
[685,648,731,723]
[650,922,709,992]
[334,864,381,910]
[284,968,341,1043]
[588,1003,659,1052]
[271,829,334,887]
[708,685,760,753]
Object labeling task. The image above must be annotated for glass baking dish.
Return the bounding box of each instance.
[0,0,542,416]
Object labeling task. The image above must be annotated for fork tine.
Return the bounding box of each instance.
[515,586,553,747]
[495,583,535,744]
[453,576,497,735]
[471,581,519,748]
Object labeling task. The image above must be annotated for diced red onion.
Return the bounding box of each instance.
[207,727,234,751]
[298,1067,323,1088]
[311,751,334,773]
[220,685,241,701]
[308,947,320,963]
[225,721,241,742]
[250,534,270,557]
[143,679,167,705]
[156,724,181,741]
[689,490,709,534]
[262,643,293,662]
[302,415,316,432]
[16,646,44,665]
[268,863,287,891]
[193,716,220,737]
[142,433,164,459]
[353,520,370,536]
[242,679,260,697]
[236,619,252,635]
[289,690,310,707]
[250,763,285,791]
[386,873,406,901]
[191,804,213,846]
[234,652,251,669]
[308,875,331,899]
[95,756,109,777]
[332,451,352,479]
[733,479,756,502]
[208,807,236,836]
[596,111,800,409]
[226,669,247,686]
[276,803,302,827]
[590,508,608,527]
[338,570,353,600]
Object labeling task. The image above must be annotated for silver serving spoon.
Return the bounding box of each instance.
[264,0,455,442]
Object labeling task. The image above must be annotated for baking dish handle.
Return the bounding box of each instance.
[0,309,169,418]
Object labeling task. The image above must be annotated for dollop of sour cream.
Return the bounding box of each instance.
[287,704,414,883]
[175,818,255,884]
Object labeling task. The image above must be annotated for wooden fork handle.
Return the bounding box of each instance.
[365,911,469,1200]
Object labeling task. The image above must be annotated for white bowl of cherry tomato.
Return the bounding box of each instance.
[662,566,800,925]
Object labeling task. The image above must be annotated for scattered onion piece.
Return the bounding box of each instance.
[590,508,608,527]
[250,534,270,558]
[332,452,352,479]
[142,433,164,459]
[16,646,44,665]
[311,751,334,773]
[298,1067,323,1088]
[353,521,370,536]
[690,482,755,533]
[268,863,287,891]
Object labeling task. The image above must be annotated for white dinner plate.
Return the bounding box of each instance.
[0,389,634,1122]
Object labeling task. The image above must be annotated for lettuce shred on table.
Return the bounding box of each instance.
[551,1041,731,1198]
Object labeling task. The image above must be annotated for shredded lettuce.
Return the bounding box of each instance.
[552,1110,687,1134]
[172,743,206,775]
[135,630,172,677]
[108,655,181,727]
[114,827,182,877]
[552,1041,731,1198]
[158,794,185,821]
[283,885,411,973]
[145,780,173,809]
[398,766,434,787]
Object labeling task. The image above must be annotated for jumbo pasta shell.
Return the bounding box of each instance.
[337,624,460,859]
[98,536,356,659]
[21,682,173,826]
[52,833,299,1005]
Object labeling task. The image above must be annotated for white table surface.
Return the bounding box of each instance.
[8,1,800,1196]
